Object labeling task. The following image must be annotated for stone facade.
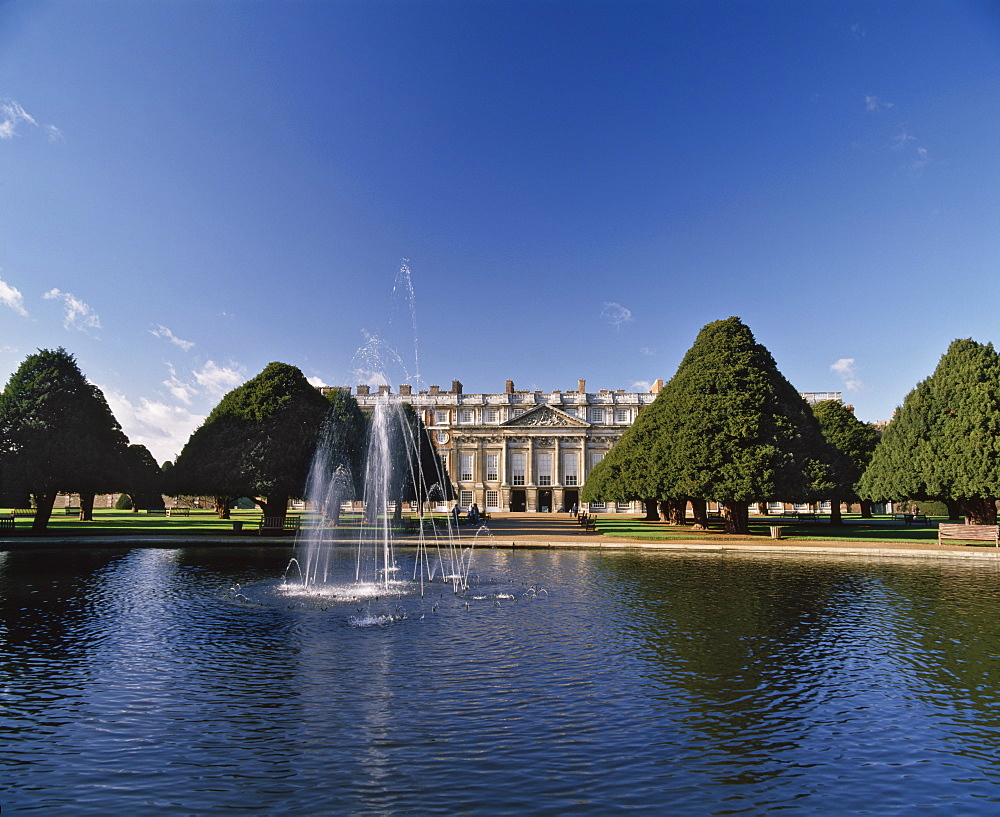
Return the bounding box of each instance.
[326,379,843,514]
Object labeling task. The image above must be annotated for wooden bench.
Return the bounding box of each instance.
[893,513,928,524]
[145,508,167,516]
[167,508,190,517]
[13,508,35,517]
[64,507,80,515]
[579,514,598,532]
[793,512,818,521]
[0,516,14,533]
[256,515,301,535]
[938,523,1000,547]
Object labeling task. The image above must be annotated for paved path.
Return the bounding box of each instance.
[464,513,1000,561]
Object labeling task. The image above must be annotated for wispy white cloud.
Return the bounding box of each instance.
[910,146,931,170]
[640,346,655,356]
[851,23,867,40]
[46,124,63,143]
[163,371,197,405]
[865,95,893,112]
[149,324,194,351]
[631,380,653,392]
[103,387,205,465]
[601,302,633,329]
[831,358,863,392]
[42,288,101,332]
[0,99,37,139]
[192,360,245,396]
[891,127,916,150]
[0,275,28,317]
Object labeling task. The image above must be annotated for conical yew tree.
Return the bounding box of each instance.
[585,317,835,535]
[859,338,1000,524]
[169,362,331,520]
[0,348,130,531]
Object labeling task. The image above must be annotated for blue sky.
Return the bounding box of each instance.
[2,0,999,463]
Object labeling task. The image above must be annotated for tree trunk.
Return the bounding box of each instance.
[215,497,231,520]
[667,499,687,525]
[79,491,95,521]
[859,500,873,518]
[945,499,962,521]
[254,495,288,521]
[127,492,140,513]
[722,500,750,535]
[643,498,659,521]
[32,491,56,533]
[757,502,769,516]
[657,500,669,522]
[829,498,843,526]
[960,497,997,525]
[393,497,404,524]
[690,498,709,530]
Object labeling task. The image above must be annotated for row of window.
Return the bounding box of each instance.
[457,451,601,485]
[433,407,632,425]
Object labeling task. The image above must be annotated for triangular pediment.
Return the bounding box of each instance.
[501,405,590,428]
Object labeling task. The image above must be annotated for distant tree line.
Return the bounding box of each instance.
[0,350,446,533]
[4,324,1000,535]
[582,317,1000,532]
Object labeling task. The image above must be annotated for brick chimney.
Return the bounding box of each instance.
[430,385,440,395]
[451,380,463,395]
[399,384,412,396]
[650,378,664,394]
[578,379,586,393]
[357,385,370,395]
[505,379,515,394]
[378,385,391,395]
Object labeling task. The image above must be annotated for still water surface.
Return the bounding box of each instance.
[3,546,1000,814]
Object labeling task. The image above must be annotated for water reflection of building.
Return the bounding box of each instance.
[326,380,844,514]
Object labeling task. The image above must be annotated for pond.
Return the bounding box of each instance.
[3,545,1000,814]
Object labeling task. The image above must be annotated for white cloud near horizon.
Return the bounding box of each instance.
[631,380,653,392]
[601,302,633,328]
[150,324,195,351]
[42,288,101,332]
[307,375,325,387]
[192,360,246,396]
[831,358,863,391]
[0,276,28,316]
[103,387,205,465]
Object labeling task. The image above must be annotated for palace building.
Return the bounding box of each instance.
[322,380,843,514]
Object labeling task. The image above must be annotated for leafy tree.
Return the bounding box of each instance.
[367,401,452,523]
[585,318,835,535]
[811,400,881,523]
[169,362,330,520]
[0,348,130,531]
[305,388,368,525]
[858,338,1000,524]
[119,444,164,512]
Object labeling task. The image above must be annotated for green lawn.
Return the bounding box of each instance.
[0,508,455,537]
[594,515,952,545]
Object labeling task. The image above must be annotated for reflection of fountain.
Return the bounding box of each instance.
[290,395,474,602]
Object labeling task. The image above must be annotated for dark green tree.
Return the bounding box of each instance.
[858,338,1000,524]
[309,388,367,525]
[119,444,164,512]
[169,362,330,520]
[375,401,452,523]
[0,348,130,531]
[811,400,881,523]
[585,317,835,535]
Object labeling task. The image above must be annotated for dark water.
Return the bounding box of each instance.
[3,546,1000,814]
